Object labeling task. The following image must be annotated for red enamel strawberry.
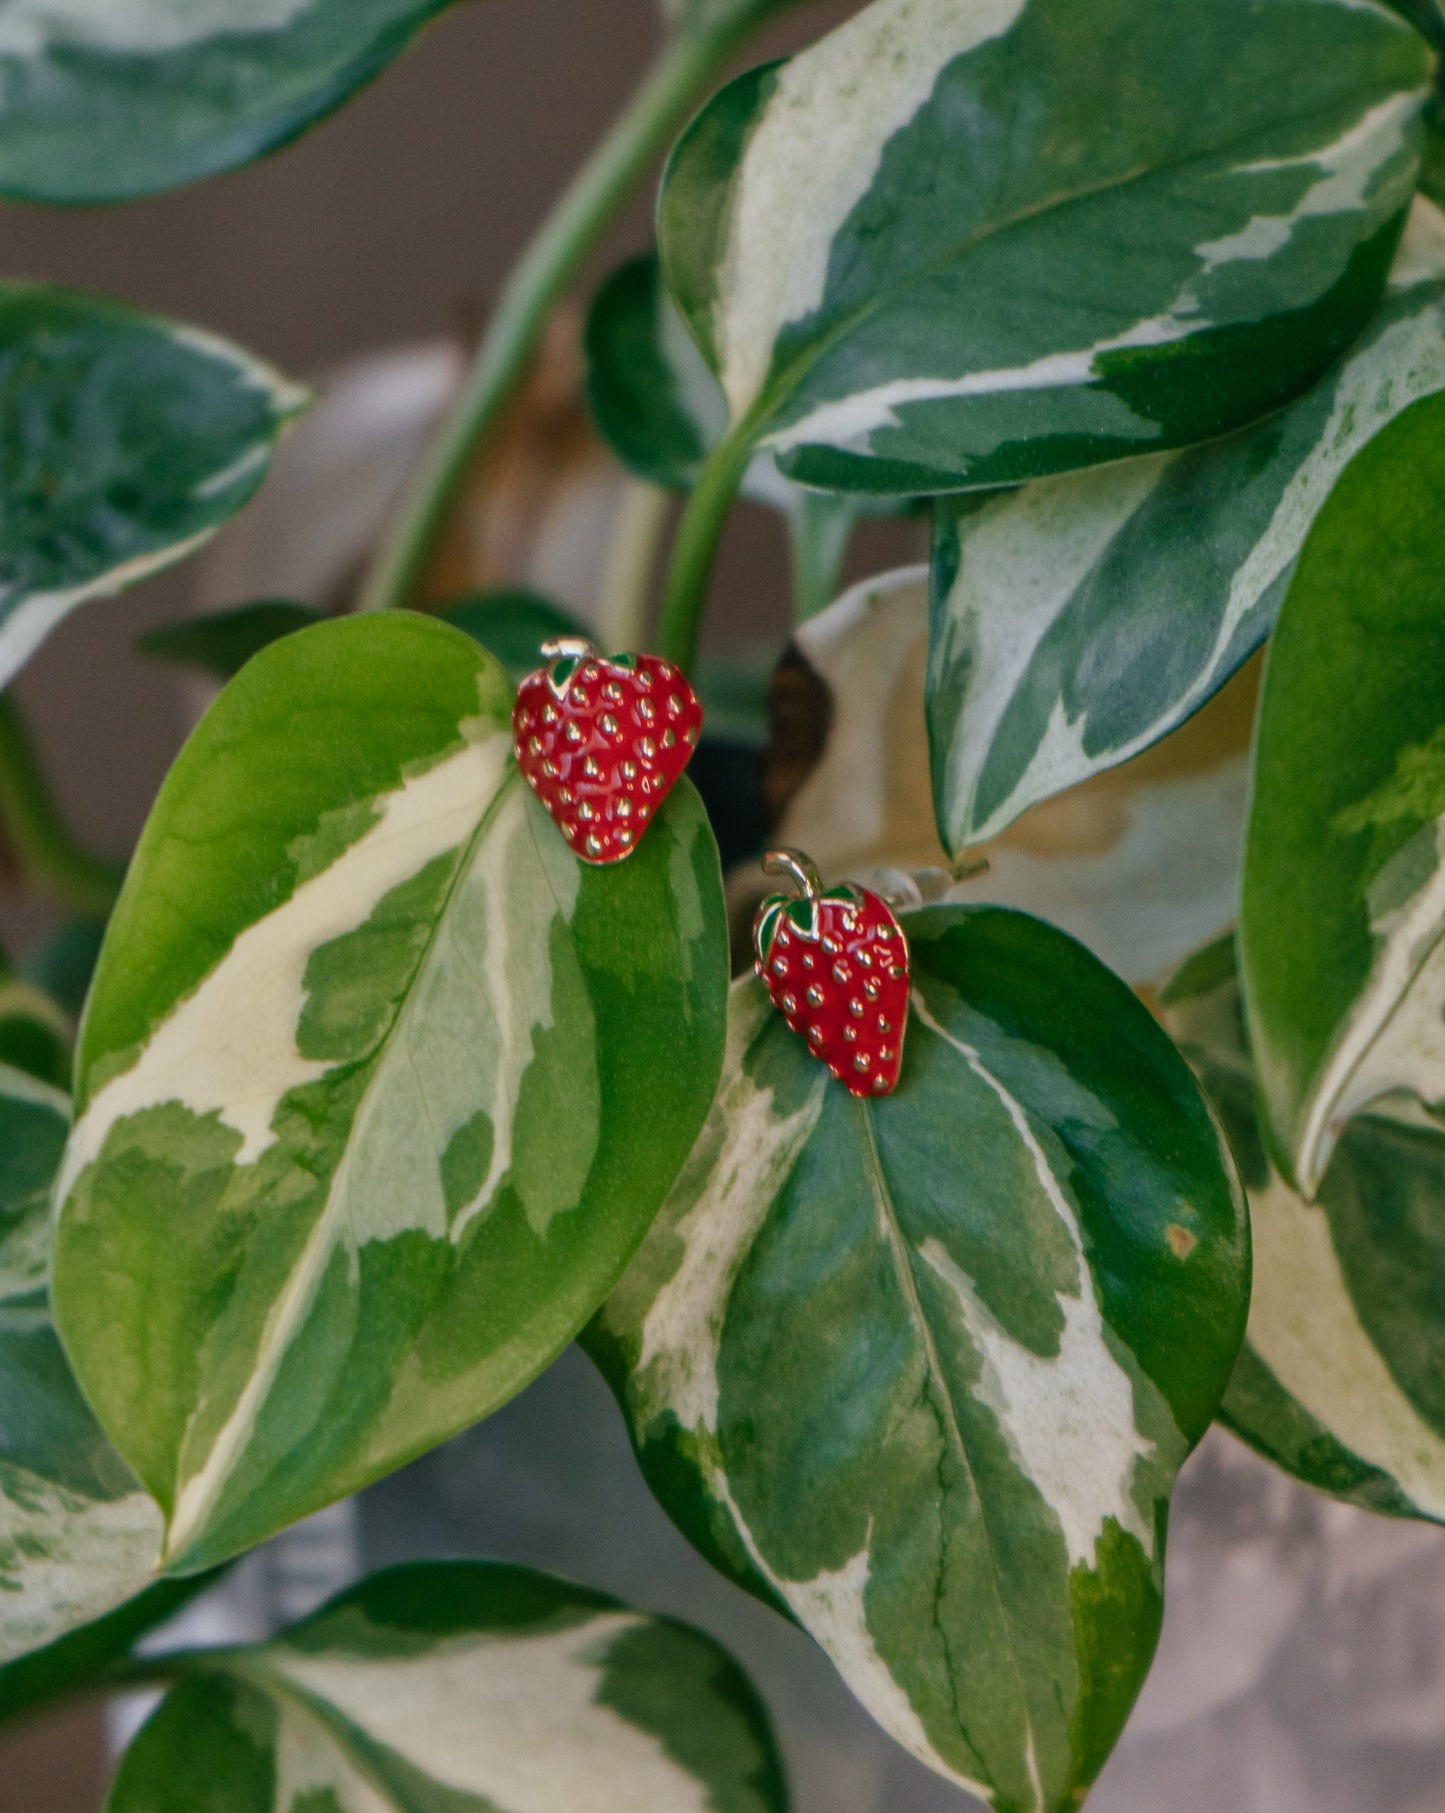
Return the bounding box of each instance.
[753,850,910,1097]
[513,637,702,863]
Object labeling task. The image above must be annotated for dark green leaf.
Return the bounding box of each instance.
[139,603,324,683]
[589,906,1249,1809]
[660,0,1430,494]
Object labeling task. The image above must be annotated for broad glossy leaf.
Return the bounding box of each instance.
[1242,389,1445,1196]
[107,1561,789,1813]
[53,614,728,1575]
[759,566,1254,986]
[931,200,1445,851]
[1164,938,1445,1526]
[140,602,324,683]
[0,288,305,692]
[588,907,1249,1809]
[660,0,1430,496]
[0,1,468,204]
[0,1064,163,1666]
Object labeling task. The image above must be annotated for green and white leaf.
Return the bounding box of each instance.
[0,1,468,203]
[1242,389,1445,1196]
[0,1064,162,1665]
[0,288,306,693]
[588,907,1249,1810]
[1164,937,1445,1526]
[931,199,1445,851]
[107,1561,789,1813]
[762,565,1253,986]
[660,0,1430,496]
[52,614,728,1576]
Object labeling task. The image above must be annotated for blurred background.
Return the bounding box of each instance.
[5,4,1445,1810]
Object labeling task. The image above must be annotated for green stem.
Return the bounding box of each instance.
[358,21,749,616]
[655,421,757,672]
[0,696,124,916]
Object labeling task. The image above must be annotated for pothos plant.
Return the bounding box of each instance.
[2,0,1445,1809]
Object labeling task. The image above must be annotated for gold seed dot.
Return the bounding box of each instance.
[864,979,880,1001]
[843,1024,857,1043]
[781,994,797,1014]
[616,796,632,819]
[873,1075,889,1093]
[622,760,638,781]
[618,828,633,846]
[662,727,676,749]
[771,957,788,976]
[640,736,657,763]
[543,703,558,725]
[854,1053,870,1072]
[832,961,851,985]
[639,697,656,723]
[564,720,583,744]
[603,681,623,703]
[600,713,620,737]
[849,999,865,1019]
[573,688,590,708]
[578,800,594,822]
[807,985,825,1008]
[586,833,604,856]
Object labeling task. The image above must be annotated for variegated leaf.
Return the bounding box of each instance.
[0,1064,163,1666]
[660,0,1430,496]
[0,1,469,203]
[587,907,1249,1810]
[1242,388,1445,1196]
[52,614,729,1575]
[0,287,305,692]
[931,199,1445,851]
[107,1562,789,1813]
[754,566,1255,987]
[1164,936,1445,1526]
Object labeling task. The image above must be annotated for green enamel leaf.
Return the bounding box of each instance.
[1241,388,1445,1196]
[52,614,729,1575]
[659,0,1430,497]
[588,906,1248,1810]
[1163,936,1445,1526]
[0,287,305,692]
[140,603,325,684]
[0,1,469,204]
[0,1064,164,1666]
[930,200,1445,852]
[107,1561,789,1813]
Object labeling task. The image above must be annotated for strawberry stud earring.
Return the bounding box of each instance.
[513,637,703,863]
[753,849,910,1097]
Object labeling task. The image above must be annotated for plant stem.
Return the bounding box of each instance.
[0,696,124,916]
[655,421,758,672]
[358,22,747,617]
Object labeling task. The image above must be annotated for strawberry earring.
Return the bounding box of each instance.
[513,637,703,863]
[753,848,910,1097]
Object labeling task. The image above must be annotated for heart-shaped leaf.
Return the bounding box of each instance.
[107,1562,789,1813]
[1164,936,1445,1526]
[0,287,305,692]
[660,0,1430,496]
[1242,389,1445,1195]
[587,906,1249,1809]
[53,614,728,1575]
[930,198,1445,852]
[0,1064,164,1665]
[0,1,470,203]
